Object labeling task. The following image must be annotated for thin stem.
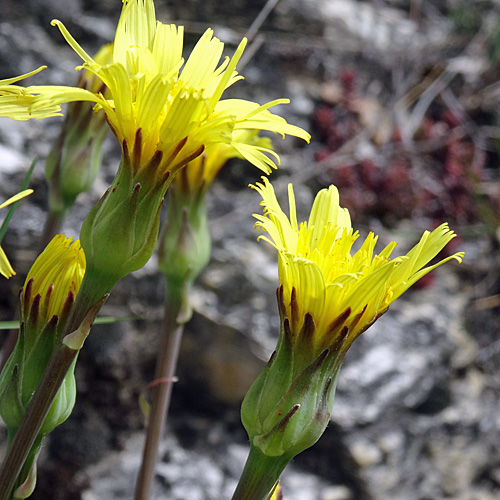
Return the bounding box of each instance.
[0,269,109,500]
[39,209,66,253]
[134,281,186,500]
[0,330,18,373]
[231,445,289,500]
[0,343,77,500]
[244,0,281,42]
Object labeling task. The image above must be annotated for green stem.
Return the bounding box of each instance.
[134,280,186,500]
[67,264,115,334]
[0,268,110,500]
[231,445,290,500]
[0,343,77,500]
[39,209,66,253]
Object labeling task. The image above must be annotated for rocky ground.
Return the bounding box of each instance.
[1,1,500,499]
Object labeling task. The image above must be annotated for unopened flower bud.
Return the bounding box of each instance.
[79,142,167,291]
[45,44,113,218]
[0,234,85,437]
[158,161,211,289]
[0,235,85,497]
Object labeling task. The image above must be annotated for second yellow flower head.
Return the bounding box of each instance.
[252,178,464,355]
[24,234,86,322]
[241,179,464,461]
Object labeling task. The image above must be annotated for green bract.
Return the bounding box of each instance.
[0,235,85,498]
[79,143,168,291]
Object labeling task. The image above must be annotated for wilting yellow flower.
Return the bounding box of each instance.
[0,67,61,120]
[24,234,86,321]
[27,0,309,177]
[0,189,33,278]
[252,177,465,354]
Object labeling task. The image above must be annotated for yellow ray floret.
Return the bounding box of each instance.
[177,129,273,192]
[0,189,33,278]
[252,178,464,351]
[0,67,61,120]
[25,234,86,320]
[23,0,309,174]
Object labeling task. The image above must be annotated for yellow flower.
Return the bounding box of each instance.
[0,67,61,120]
[0,189,33,278]
[24,234,86,321]
[27,0,309,177]
[252,178,464,354]
[158,130,271,305]
[240,179,464,465]
[74,43,114,95]
[0,234,86,482]
[177,129,273,193]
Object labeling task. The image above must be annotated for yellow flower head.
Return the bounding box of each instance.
[0,67,61,120]
[0,234,84,451]
[27,0,309,176]
[24,234,86,321]
[176,129,273,194]
[252,178,465,354]
[0,189,33,278]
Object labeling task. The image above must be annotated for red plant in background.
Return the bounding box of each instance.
[313,69,488,230]
[340,68,357,105]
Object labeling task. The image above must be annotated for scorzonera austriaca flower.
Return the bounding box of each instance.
[22,0,310,289]
[0,235,85,498]
[234,179,464,500]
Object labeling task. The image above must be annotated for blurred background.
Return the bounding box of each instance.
[0,0,499,499]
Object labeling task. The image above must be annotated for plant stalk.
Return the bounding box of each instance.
[134,280,186,500]
[230,445,289,500]
[39,209,66,253]
[0,344,77,500]
[0,269,108,500]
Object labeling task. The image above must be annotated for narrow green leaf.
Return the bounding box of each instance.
[0,315,141,330]
[0,157,37,244]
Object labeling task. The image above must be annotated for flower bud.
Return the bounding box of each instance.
[158,160,211,289]
[45,44,113,217]
[0,234,85,438]
[79,142,166,291]
[0,235,85,497]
